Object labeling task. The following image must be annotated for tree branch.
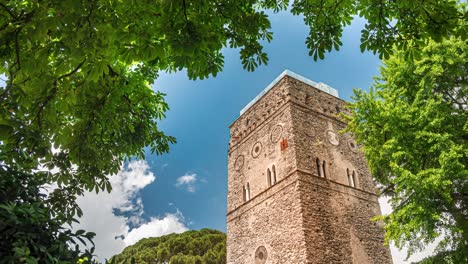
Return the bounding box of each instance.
[182,0,188,22]
[33,60,86,128]
[14,28,22,70]
[56,60,86,82]
[0,3,17,19]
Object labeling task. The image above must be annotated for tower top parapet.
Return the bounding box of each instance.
[239,69,339,115]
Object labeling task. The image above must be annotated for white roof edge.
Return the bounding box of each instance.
[239,69,339,115]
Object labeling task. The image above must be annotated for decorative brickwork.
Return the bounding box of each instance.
[227,71,392,264]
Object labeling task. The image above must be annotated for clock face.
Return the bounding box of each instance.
[327,130,339,145]
[234,155,244,171]
[270,124,283,143]
[251,142,262,158]
[255,246,268,264]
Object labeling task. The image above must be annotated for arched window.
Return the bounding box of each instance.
[347,168,351,186]
[322,161,327,178]
[347,169,356,188]
[243,185,246,202]
[272,165,277,184]
[246,183,251,201]
[316,158,321,177]
[267,169,272,187]
[351,171,356,188]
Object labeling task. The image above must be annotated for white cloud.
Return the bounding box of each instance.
[73,160,187,261]
[65,161,438,263]
[175,173,198,192]
[124,212,188,246]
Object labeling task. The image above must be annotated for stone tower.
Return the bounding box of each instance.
[226,70,392,264]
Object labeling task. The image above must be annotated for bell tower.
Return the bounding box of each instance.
[226,70,392,264]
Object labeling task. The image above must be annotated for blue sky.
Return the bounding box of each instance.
[145,11,380,232]
[75,10,436,263]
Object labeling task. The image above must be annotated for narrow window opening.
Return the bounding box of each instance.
[347,169,356,188]
[322,161,327,178]
[246,183,250,201]
[316,158,321,177]
[267,169,272,187]
[243,186,246,202]
[347,168,352,186]
[272,165,277,184]
[351,171,356,188]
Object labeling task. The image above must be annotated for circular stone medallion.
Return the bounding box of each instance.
[234,155,245,171]
[348,139,358,153]
[255,246,268,264]
[327,130,339,146]
[270,125,283,143]
[303,121,315,138]
[251,142,262,158]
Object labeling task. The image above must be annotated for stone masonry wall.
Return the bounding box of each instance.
[228,78,296,213]
[227,74,392,264]
[297,172,392,264]
[288,80,376,193]
[227,172,307,264]
[285,78,393,263]
[227,77,300,264]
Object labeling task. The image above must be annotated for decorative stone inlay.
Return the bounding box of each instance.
[348,139,358,153]
[327,130,339,145]
[251,142,262,158]
[234,155,245,171]
[270,124,283,143]
[255,246,268,264]
[303,121,315,137]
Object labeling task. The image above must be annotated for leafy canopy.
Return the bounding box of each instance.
[345,37,467,261]
[0,0,465,262]
[288,0,466,60]
[109,229,226,264]
[0,165,96,263]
